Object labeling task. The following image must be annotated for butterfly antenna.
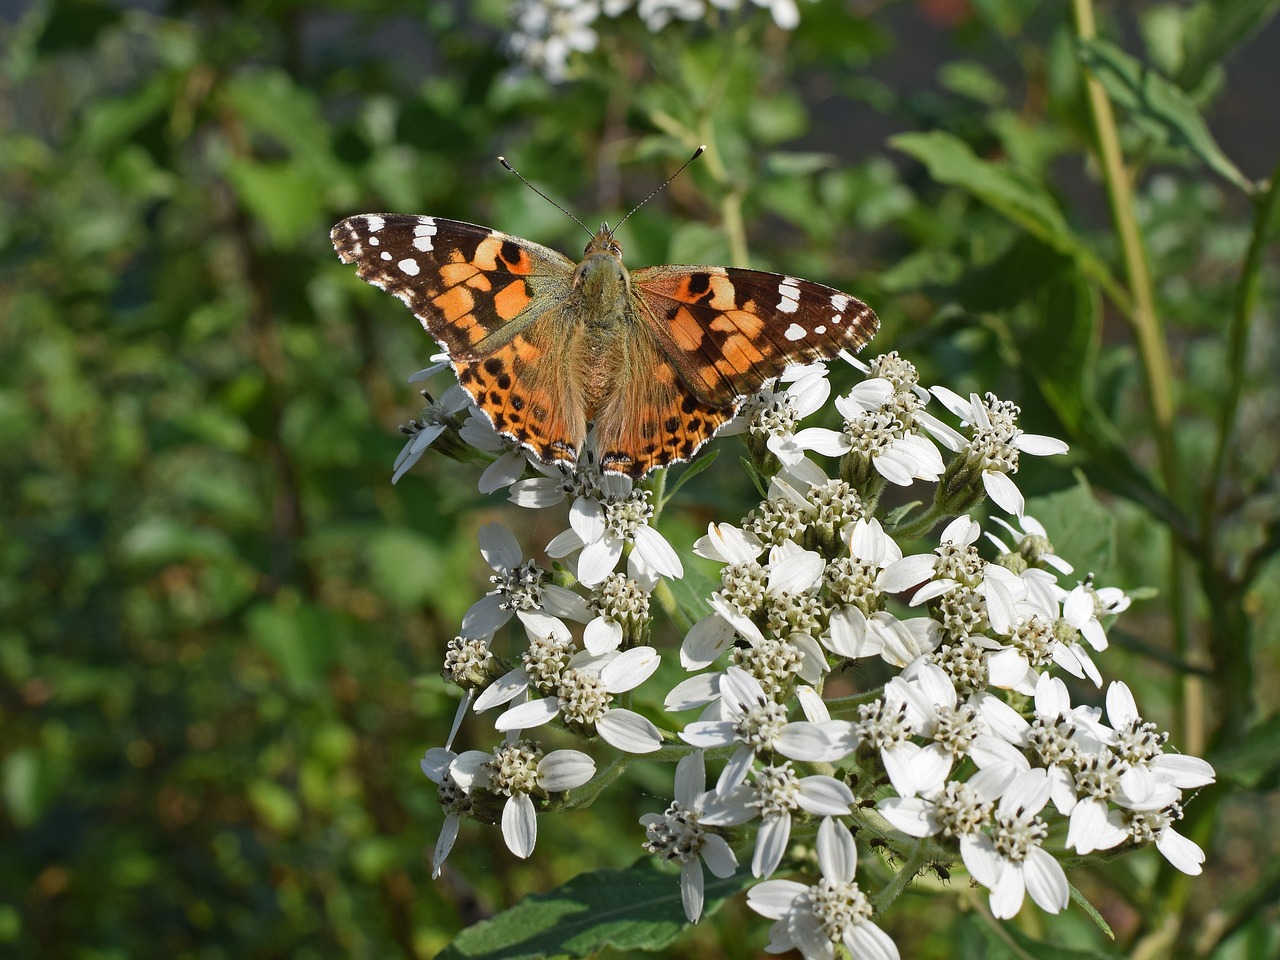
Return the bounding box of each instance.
[497,156,594,239]
[611,144,706,234]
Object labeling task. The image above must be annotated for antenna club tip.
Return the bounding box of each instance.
[695,144,707,154]
[498,156,512,169]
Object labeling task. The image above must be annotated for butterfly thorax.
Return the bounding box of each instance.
[572,225,632,331]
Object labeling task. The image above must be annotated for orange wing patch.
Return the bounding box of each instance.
[591,329,735,478]
[453,324,588,466]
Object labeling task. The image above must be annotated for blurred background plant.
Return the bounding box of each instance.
[1,0,1277,957]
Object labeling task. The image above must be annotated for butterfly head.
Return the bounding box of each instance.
[573,222,630,305]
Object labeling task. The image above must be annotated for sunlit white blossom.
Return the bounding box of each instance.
[747,817,900,960]
[641,751,738,922]
[450,740,595,857]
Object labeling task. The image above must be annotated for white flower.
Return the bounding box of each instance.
[460,524,592,636]
[420,747,470,877]
[876,662,1026,798]
[509,0,601,82]
[795,376,945,487]
[545,474,683,587]
[985,515,1074,575]
[747,817,900,960]
[582,573,652,655]
[960,769,1069,919]
[449,739,595,858]
[457,410,535,493]
[1063,577,1131,651]
[495,646,665,753]
[391,383,471,483]
[682,538,827,677]
[878,775,996,841]
[641,751,738,922]
[679,667,835,792]
[929,388,1069,516]
[720,363,832,466]
[701,761,853,878]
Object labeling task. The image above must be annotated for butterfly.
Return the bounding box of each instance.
[331,208,878,479]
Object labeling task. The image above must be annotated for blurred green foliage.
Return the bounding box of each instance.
[1,0,1278,957]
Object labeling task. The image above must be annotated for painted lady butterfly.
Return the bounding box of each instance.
[332,175,878,478]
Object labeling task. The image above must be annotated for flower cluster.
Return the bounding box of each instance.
[406,351,1213,959]
[507,0,808,82]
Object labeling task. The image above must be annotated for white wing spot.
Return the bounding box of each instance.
[831,293,850,312]
[369,236,380,246]
[380,251,392,261]
[815,325,826,335]
[398,258,421,276]
[365,215,385,233]
[777,277,801,314]
[784,323,806,341]
[830,314,842,324]
[413,218,437,251]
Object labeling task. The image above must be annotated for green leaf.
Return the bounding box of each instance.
[35,0,121,53]
[890,131,1124,306]
[1076,37,1255,194]
[966,912,1115,958]
[1179,0,1280,88]
[1026,264,1100,436]
[1026,477,1117,580]
[437,859,750,959]
[223,158,324,247]
[246,598,338,695]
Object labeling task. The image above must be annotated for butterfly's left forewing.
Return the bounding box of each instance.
[331,214,575,360]
[630,265,879,407]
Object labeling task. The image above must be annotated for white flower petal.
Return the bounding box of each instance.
[502,793,537,858]
[596,708,663,753]
[878,797,937,837]
[753,813,790,878]
[473,668,531,713]
[794,426,849,456]
[701,833,738,878]
[746,879,808,920]
[577,537,623,586]
[1024,846,1069,913]
[569,495,606,542]
[537,749,595,791]
[477,523,522,572]
[664,673,720,712]
[693,522,764,564]
[816,816,858,883]
[877,554,937,593]
[461,593,511,638]
[634,524,683,579]
[795,776,854,815]
[1156,826,1205,875]
[600,645,660,692]
[983,469,1025,516]
[494,696,560,732]
[583,616,623,655]
[1016,433,1070,456]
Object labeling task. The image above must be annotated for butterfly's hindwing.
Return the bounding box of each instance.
[452,310,589,466]
[591,323,736,477]
[631,266,879,407]
[331,214,574,360]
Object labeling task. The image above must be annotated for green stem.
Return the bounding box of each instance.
[1072,0,1197,751]
[654,578,692,634]
[1071,0,1179,498]
[1204,158,1280,520]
